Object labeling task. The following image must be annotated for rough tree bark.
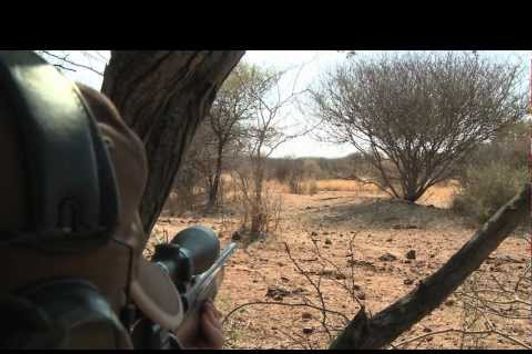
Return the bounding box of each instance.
[101,51,244,234]
[330,184,529,349]
[206,144,224,212]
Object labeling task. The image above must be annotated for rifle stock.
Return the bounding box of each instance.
[175,267,225,346]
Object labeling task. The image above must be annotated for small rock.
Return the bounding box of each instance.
[404,260,412,264]
[266,286,290,300]
[231,231,241,241]
[379,253,398,262]
[423,327,432,333]
[280,276,290,282]
[271,326,278,330]
[302,327,314,335]
[305,206,312,210]
[386,238,393,242]
[302,312,312,320]
[335,273,346,280]
[323,231,329,235]
[405,250,416,260]
[429,253,435,258]
[320,269,334,277]
[356,291,366,300]
[311,231,318,236]
[445,299,455,306]
[325,238,332,245]
[404,278,414,285]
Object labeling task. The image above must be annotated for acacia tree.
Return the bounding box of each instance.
[204,63,257,211]
[311,52,525,202]
[233,64,303,235]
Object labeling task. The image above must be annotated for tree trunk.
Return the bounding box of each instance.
[101,51,244,234]
[250,160,265,235]
[206,145,224,212]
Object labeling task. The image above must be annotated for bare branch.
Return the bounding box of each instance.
[39,50,104,76]
[330,184,529,349]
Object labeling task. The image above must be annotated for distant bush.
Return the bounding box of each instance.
[452,122,528,223]
[305,179,318,195]
[453,162,526,223]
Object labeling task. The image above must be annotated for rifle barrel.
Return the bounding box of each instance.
[187,242,238,306]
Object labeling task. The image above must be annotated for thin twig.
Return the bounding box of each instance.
[221,300,350,326]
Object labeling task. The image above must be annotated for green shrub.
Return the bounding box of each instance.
[453,162,527,223]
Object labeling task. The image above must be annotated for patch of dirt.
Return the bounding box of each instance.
[151,182,530,349]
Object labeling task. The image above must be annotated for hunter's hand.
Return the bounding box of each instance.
[185,300,224,349]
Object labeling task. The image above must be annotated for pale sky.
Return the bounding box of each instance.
[39,50,532,158]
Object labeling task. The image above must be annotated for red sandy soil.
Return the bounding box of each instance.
[151,182,531,349]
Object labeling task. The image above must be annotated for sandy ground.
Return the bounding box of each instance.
[151,182,531,349]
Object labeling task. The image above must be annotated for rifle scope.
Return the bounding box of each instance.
[151,226,220,284]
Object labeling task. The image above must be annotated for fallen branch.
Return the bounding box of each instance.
[330,184,529,349]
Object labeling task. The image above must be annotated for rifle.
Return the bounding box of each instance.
[129,226,237,349]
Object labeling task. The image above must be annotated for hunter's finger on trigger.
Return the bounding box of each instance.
[205,300,221,318]
[208,301,222,318]
[205,304,220,326]
[202,315,224,348]
[203,305,223,334]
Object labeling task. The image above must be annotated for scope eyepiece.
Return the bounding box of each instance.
[152,226,220,285]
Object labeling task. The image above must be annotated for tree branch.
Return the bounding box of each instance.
[329,184,529,349]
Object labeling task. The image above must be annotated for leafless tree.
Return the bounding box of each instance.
[234,64,305,235]
[311,51,526,202]
[204,63,257,211]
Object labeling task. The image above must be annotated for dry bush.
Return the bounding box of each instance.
[288,173,305,194]
[162,166,204,216]
[305,179,318,195]
[312,52,525,202]
[453,121,528,223]
[264,179,290,193]
[231,170,284,243]
[453,163,526,223]
[315,179,382,193]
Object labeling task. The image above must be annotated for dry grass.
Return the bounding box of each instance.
[418,180,461,209]
[316,179,381,193]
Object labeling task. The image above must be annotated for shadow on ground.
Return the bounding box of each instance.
[302,197,466,230]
